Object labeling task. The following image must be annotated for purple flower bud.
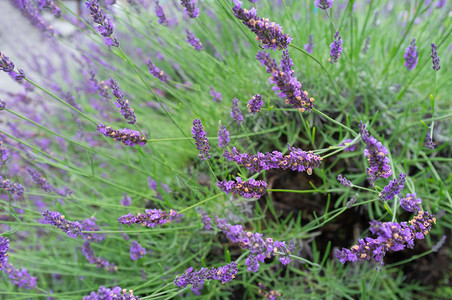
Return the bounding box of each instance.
[192,119,211,160]
[329,31,343,64]
[231,98,244,126]
[82,242,117,272]
[337,174,352,187]
[404,39,419,71]
[210,85,223,102]
[186,30,203,51]
[80,217,106,243]
[42,210,82,238]
[27,167,53,193]
[97,123,147,147]
[339,138,356,152]
[0,52,15,73]
[130,241,146,261]
[86,0,119,47]
[154,0,168,25]
[400,193,422,213]
[0,236,9,270]
[378,172,406,201]
[304,34,314,54]
[146,59,169,82]
[118,209,180,228]
[3,263,37,289]
[109,79,136,124]
[424,133,435,149]
[37,0,61,17]
[180,0,199,18]
[84,286,138,300]
[217,177,267,199]
[315,0,334,10]
[431,43,440,71]
[346,193,359,208]
[217,124,230,148]
[121,193,131,206]
[247,94,263,114]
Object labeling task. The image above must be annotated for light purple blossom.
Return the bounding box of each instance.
[329,31,343,64]
[217,124,230,148]
[146,59,169,82]
[180,0,199,18]
[231,98,244,126]
[82,242,117,272]
[130,241,146,260]
[191,119,211,160]
[339,139,356,152]
[85,0,119,47]
[83,286,138,300]
[304,34,314,54]
[154,0,168,25]
[400,193,422,213]
[247,94,263,114]
[404,39,419,71]
[378,172,406,201]
[121,193,131,206]
[337,174,352,187]
[97,123,147,147]
[201,212,212,230]
[186,30,203,51]
[110,79,136,124]
[315,0,334,10]
[0,236,9,270]
[217,177,267,199]
[27,167,53,193]
[80,217,106,243]
[0,176,24,196]
[42,210,82,238]
[210,85,222,102]
[118,209,180,228]
[3,263,37,289]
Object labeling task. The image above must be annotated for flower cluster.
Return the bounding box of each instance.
[338,138,356,152]
[224,144,322,175]
[118,209,180,228]
[180,0,199,18]
[304,34,314,54]
[154,0,168,26]
[0,236,9,270]
[232,0,292,50]
[329,31,343,64]
[82,242,118,272]
[86,0,119,47]
[3,263,37,289]
[0,99,5,110]
[359,122,392,185]
[37,0,61,17]
[42,210,82,238]
[424,133,435,149]
[210,85,222,102]
[217,177,267,199]
[191,119,211,160]
[110,79,136,124]
[174,262,238,294]
[121,193,131,206]
[1,52,25,81]
[0,176,24,196]
[130,241,146,261]
[84,286,138,300]
[336,210,436,265]
[146,59,169,82]
[231,98,244,125]
[89,71,111,100]
[431,43,440,71]
[217,124,230,148]
[400,193,422,213]
[186,30,203,51]
[247,94,263,114]
[27,167,53,193]
[378,172,406,201]
[337,174,352,187]
[201,212,212,230]
[346,193,359,209]
[216,218,292,272]
[97,123,147,147]
[80,217,106,243]
[315,0,334,10]
[256,50,314,112]
[404,39,419,71]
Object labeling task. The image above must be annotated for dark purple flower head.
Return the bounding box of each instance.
[82,242,118,272]
[42,210,82,238]
[0,176,24,196]
[217,177,267,199]
[400,193,422,213]
[109,79,136,124]
[315,0,334,10]
[0,99,5,110]
[0,52,15,73]
[378,172,406,201]
[146,59,169,82]
[329,31,343,64]
[37,0,61,17]
[217,124,230,148]
[256,50,315,112]
[27,167,53,193]
[232,0,292,50]
[231,98,244,125]
[3,263,37,289]
[431,43,440,71]
[404,39,419,71]
[339,139,356,152]
[191,119,211,160]
[174,262,238,294]
[424,133,435,149]
[201,212,212,230]
[304,34,314,54]
[84,286,138,300]
[0,236,9,270]
[346,193,359,208]
[180,0,199,18]
[80,217,106,243]
[121,193,131,206]
[154,0,168,26]
[130,241,146,261]
[97,123,147,147]
[118,209,180,228]
[359,122,392,185]
[186,30,203,51]
[85,0,119,47]
[210,85,223,102]
[247,94,263,114]
[337,174,352,187]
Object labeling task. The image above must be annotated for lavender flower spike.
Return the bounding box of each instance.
[431,43,440,71]
[3,263,37,289]
[217,124,230,148]
[0,176,24,196]
[85,0,119,47]
[247,94,263,114]
[82,242,118,272]
[130,241,146,261]
[232,0,292,50]
[1,52,15,73]
[0,236,9,270]
[337,174,352,187]
[210,85,222,102]
[217,177,267,199]
[404,39,419,71]
[118,209,180,228]
[424,133,435,149]
[154,0,168,26]
[180,0,199,18]
[315,0,334,10]
[192,119,211,160]
[329,31,343,64]
[84,286,138,300]
[97,123,147,147]
[231,98,244,126]
[378,172,406,201]
[146,59,169,82]
[27,167,53,193]
[0,99,5,110]
[304,34,314,54]
[186,30,203,51]
[110,79,136,124]
[42,210,82,238]
[400,193,422,213]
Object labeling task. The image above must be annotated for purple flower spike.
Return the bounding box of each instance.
[1,52,15,73]
[3,263,37,289]
[337,174,352,187]
[339,139,356,152]
[0,99,5,110]
[247,94,263,114]
[146,59,169,82]
[329,31,343,64]
[424,133,435,149]
[217,124,230,148]
[0,236,9,270]
[110,79,136,124]
[180,0,199,18]
[97,123,147,147]
[80,217,106,243]
[346,193,359,208]
[210,85,222,102]
[359,122,392,185]
[82,242,118,272]
[232,0,292,50]
[130,241,146,261]
[118,209,180,228]
[27,167,53,193]
[315,0,334,10]
[192,119,211,160]
[42,210,82,238]
[121,193,131,206]
[400,193,422,213]
[154,0,168,26]
[304,34,314,54]
[37,0,61,17]
[0,176,24,196]
[217,177,267,199]
[84,286,138,300]
[174,262,238,294]
[201,212,212,230]
[378,172,406,201]
[431,43,440,71]
[186,30,203,51]
[404,39,419,71]
[85,0,119,47]
[231,98,244,126]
